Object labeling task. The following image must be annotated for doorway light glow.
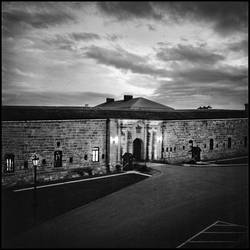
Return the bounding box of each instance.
[111,136,118,144]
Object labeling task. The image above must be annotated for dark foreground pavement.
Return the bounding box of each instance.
[5,163,249,248]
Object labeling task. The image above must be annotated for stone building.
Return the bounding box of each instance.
[2,95,248,187]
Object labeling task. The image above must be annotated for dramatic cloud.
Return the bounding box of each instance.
[2,10,75,40]
[2,2,77,38]
[3,10,75,29]
[97,2,162,21]
[43,32,101,51]
[97,2,248,36]
[2,2,248,109]
[225,39,248,54]
[153,64,248,109]
[156,44,225,65]
[2,91,115,106]
[156,1,248,35]
[173,65,247,83]
[70,32,101,41]
[84,45,169,77]
[13,68,40,78]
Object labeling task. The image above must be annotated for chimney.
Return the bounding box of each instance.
[106,98,114,103]
[124,95,133,101]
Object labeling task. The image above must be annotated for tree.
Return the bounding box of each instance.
[198,105,212,110]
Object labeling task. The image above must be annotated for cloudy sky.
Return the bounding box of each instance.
[2,1,248,109]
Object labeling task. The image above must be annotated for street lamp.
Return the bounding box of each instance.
[32,154,39,189]
[32,154,39,224]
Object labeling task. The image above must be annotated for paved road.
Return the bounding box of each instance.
[6,163,248,248]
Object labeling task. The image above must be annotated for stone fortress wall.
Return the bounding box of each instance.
[2,117,248,187]
[109,118,248,165]
[2,119,107,187]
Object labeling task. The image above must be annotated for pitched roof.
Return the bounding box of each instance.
[95,97,175,111]
[2,106,247,121]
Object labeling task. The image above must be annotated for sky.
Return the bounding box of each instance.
[2,1,248,109]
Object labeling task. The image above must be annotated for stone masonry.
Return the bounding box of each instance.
[2,117,248,187]
[109,118,248,165]
[2,119,107,187]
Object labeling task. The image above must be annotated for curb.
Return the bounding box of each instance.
[13,171,151,192]
[183,163,248,167]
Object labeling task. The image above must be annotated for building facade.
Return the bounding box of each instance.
[2,96,248,187]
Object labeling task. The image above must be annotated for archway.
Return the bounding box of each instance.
[133,138,143,161]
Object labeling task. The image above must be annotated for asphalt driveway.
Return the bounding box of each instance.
[5,163,248,248]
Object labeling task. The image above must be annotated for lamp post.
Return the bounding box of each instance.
[32,154,39,224]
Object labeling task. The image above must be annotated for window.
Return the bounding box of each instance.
[127,131,132,139]
[174,147,176,152]
[92,147,99,162]
[4,154,14,173]
[166,147,168,152]
[189,140,193,149]
[69,157,73,163]
[183,146,185,150]
[204,144,206,148]
[57,141,60,147]
[216,144,218,148]
[136,125,142,133]
[244,136,247,148]
[170,147,172,152]
[209,139,214,150]
[54,150,62,167]
[24,160,28,169]
[228,137,231,149]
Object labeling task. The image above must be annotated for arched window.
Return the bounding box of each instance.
[209,139,214,150]
[54,151,62,167]
[4,154,15,173]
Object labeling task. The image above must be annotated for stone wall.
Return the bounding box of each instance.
[2,119,107,187]
[2,117,248,187]
[110,118,248,165]
[163,118,248,163]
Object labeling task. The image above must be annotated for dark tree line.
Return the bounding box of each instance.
[197,105,212,110]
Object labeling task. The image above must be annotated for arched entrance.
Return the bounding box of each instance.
[133,138,143,161]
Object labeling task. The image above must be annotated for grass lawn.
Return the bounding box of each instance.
[2,173,148,244]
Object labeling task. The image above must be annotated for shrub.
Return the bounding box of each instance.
[115,164,122,172]
[73,167,93,176]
